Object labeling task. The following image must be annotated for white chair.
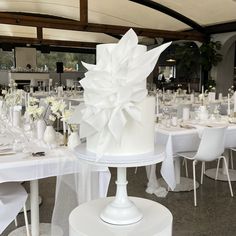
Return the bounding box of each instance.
[228,148,235,169]
[0,182,30,236]
[178,127,233,206]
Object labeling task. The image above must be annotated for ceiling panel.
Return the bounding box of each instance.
[0,0,80,20]
[43,28,119,43]
[152,0,236,26]
[0,0,235,44]
[88,0,189,30]
[0,24,36,37]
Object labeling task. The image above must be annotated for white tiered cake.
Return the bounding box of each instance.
[85,43,155,155]
[77,29,171,157]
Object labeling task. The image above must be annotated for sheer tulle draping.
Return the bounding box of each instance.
[51,161,111,236]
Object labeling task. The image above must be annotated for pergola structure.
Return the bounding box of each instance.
[0,0,235,50]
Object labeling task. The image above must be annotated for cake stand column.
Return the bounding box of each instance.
[100,167,142,225]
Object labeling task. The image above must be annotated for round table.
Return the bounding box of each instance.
[69,197,173,236]
[74,144,167,225]
[205,156,236,181]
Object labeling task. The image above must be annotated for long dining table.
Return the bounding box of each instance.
[0,131,111,236]
[147,118,236,195]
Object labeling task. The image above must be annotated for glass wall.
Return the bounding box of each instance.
[36,51,95,72]
[0,49,14,70]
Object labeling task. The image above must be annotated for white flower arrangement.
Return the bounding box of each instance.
[4,89,23,106]
[228,86,235,96]
[26,105,44,121]
[45,96,56,105]
[44,96,67,125]
[29,97,40,106]
[61,108,79,132]
[61,109,73,122]
[2,89,7,95]
[25,96,45,122]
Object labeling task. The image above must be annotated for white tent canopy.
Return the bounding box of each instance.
[0,0,235,45]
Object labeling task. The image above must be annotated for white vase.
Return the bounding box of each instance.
[37,119,46,140]
[8,106,13,123]
[43,126,56,146]
[13,110,21,127]
[67,132,81,149]
[198,106,209,121]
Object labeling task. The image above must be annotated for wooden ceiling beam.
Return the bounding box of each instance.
[0,35,97,48]
[37,27,43,40]
[130,0,207,35]
[204,21,236,34]
[80,0,88,25]
[87,23,205,41]
[0,12,206,41]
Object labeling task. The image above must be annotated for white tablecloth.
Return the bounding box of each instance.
[156,123,236,190]
[0,147,111,235]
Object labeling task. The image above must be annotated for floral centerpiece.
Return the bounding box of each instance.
[42,96,67,146]
[26,97,44,122]
[228,86,235,97]
[4,89,23,107]
[44,96,67,125]
[61,108,80,149]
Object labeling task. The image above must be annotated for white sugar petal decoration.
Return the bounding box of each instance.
[85,109,109,132]
[81,61,97,71]
[124,103,141,122]
[77,29,171,155]
[108,107,127,141]
[80,122,96,138]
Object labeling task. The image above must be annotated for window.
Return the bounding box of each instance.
[36,51,95,72]
[0,49,14,70]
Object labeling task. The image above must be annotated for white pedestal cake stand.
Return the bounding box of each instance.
[75,143,166,225]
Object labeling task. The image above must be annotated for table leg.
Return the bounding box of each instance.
[174,157,181,184]
[8,180,62,236]
[30,180,40,236]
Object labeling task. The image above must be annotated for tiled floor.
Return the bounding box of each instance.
[2,161,236,236]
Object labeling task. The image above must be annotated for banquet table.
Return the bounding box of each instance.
[148,119,236,194]
[0,146,111,236]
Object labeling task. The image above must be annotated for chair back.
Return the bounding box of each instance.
[0,183,27,234]
[195,126,227,162]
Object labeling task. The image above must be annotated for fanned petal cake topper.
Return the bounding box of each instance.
[77,29,171,155]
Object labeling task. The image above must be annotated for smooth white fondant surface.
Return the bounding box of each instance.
[87,96,155,155]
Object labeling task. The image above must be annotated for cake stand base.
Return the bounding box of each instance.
[74,144,166,225]
[100,198,142,225]
[100,167,142,225]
